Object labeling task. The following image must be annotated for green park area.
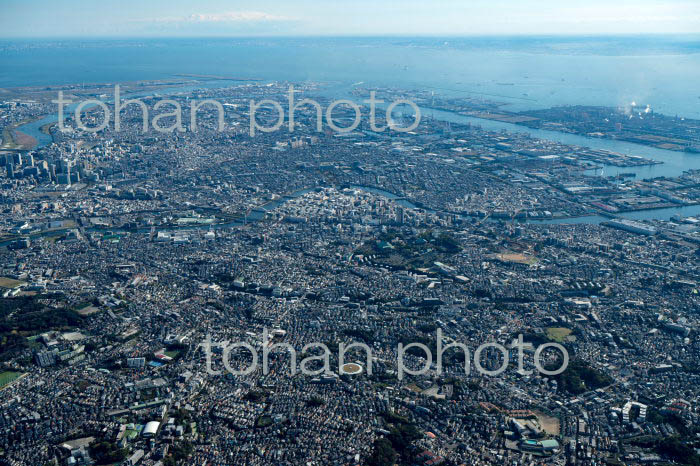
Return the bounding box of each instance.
[546,327,573,343]
[0,371,25,389]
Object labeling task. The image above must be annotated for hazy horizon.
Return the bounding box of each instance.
[3,33,700,40]
[2,0,699,38]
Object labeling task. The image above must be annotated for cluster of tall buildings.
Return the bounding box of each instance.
[0,151,96,185]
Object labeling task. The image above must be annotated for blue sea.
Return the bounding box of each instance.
[1,36,699,117]
[3,36,700,221]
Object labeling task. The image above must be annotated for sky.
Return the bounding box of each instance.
[1,0,699,38]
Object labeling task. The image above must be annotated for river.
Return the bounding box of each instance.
[11,81,700,225]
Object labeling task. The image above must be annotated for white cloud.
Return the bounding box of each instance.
[155,11,293,24]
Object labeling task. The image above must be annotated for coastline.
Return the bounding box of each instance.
[421,105,699,154]
[1,117,40,150]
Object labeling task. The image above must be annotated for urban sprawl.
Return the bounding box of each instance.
[0,80,699,466]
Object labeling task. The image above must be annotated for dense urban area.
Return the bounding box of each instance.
[0,80,698,466]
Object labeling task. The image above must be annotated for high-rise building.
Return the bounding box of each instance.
[127,357,146,368]
[35,350,56,367]
[23,166,39,177]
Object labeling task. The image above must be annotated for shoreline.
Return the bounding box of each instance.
[438,107,699,154]
[1,117,40,150]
